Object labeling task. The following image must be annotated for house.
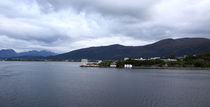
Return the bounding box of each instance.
[150,57,160,60]
[124,57,129,61]
[135,58,146,61]
[110,62,117,68]
[97,60,102,64]
[162,58,177,62]
[81,59,88,65]
[124,64,133,68]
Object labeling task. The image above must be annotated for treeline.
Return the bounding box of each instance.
[183,53,210,67]
[116,59,164,67]
[166,53,210,67]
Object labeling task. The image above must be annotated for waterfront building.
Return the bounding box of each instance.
[150,57,160,60]
[110,62,117,68]
[81,59,88,65]
[162,58,177,62]
[135,58,146,61]
[124,64,133,68]
[124,57,129,61]
[97,60,102,64]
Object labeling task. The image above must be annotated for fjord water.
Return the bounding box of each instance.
[0,62,210,107]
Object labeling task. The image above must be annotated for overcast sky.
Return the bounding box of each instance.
[0,0,210,53]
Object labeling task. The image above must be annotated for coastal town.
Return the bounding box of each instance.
[80,53,210,69]
[80,57,179,68]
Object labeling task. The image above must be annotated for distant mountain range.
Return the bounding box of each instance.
[18,50,57,57]
[49,38,210,60]
[0,50,57,59]
[1,38,210,60]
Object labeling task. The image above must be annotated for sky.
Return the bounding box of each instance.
[0,0,210,53]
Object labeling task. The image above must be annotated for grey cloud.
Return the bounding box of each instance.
[36,0,159,20]
[0,0,210,52]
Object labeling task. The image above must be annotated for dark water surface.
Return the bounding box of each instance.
[0,61,210,107]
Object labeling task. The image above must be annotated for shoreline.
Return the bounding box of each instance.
[1,61,210,70]
[98,66,210,70]
[131,67,210,70]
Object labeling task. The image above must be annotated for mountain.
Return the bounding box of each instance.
[11,55,45,60]
[0,49,17,58]
[50,38,210,60]
[18,50,57,57]
[0,49,57,59]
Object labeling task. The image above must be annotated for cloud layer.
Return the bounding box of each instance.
[0,0,210,53]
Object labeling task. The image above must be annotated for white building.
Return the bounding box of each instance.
[110,62,117,68]
[97,60,102,64]
[150,57,160,60]
[135,58,146,61]
[81,59,88,65]
[124,64,133,68]
[162,58,177,62]
[124,57,129,61]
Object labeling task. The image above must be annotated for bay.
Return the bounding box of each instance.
[0,61,210,107]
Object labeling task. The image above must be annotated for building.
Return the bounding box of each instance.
[80,59,100,67]
[124,64,133,68]
[135,58,146,61]
[81,59,88,65]
[97,60,102,64]
[150,57,160,60]
[124,57,129,61]
[162,58,177,62]
[110,62,117,68]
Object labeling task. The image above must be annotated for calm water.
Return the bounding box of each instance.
[0,61,210,107]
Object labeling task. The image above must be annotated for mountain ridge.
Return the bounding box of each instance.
[0,49,57,58]
[50,38,210,60]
